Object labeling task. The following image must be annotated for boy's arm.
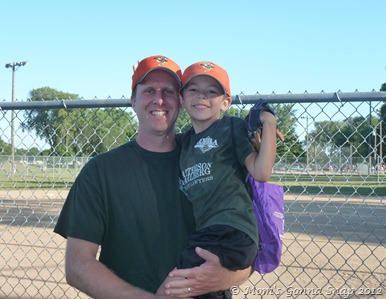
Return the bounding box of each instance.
[245,111,277,182]
[161,247,252,298]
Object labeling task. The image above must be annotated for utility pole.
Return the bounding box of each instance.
[373,126,377,173]
[301,116,310,169]
[377,109,383,173]
[5,61,28,175]
[380,119,383,172]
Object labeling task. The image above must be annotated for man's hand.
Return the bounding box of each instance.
[163,247,251,297]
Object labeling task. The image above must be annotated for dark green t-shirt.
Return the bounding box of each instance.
[54,141,194,293]
[179,116,259,245]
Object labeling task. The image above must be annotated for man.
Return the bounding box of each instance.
[54,55,250,298]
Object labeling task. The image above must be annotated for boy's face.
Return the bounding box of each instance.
[181,75,231,131]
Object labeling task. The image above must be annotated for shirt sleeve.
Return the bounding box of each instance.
[54,158,106,244]
[231,117,255,167]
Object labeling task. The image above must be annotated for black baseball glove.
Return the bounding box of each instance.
[245,99,285,152]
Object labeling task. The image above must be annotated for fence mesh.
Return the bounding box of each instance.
[0,92,385,299]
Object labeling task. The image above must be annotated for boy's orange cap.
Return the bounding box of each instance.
[132,55,182,91]
[182,61,231,97]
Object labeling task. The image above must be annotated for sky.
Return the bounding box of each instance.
[1,0,385,102]
[0,0,385,151]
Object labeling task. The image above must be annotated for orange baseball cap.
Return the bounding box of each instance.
[131,55,182,91]
[181,61,231,97]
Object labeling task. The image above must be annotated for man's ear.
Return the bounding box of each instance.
[131,96,136,109]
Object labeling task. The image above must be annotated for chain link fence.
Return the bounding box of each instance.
[1,92,385,298]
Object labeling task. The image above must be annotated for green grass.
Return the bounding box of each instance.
[0,164,78,189]
[269,173,386,197]
[1,171,385,197]
[0,179,73,189]
[283,185,386,197]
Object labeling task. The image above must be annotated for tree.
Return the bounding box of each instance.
[228,103,303,160]
[0,138,11,155]
[74,108,137,156]
[24,147,41,156]
[175,109,192,133]
[21,87,80,156]
[272,103,303,159]
[22,87,138,156]
[310,116,374,164]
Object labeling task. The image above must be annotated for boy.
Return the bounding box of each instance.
[158,61,277,299]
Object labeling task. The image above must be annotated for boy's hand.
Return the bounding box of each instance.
[245,100,284,152]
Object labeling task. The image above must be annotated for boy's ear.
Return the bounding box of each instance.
[221,96,232,112]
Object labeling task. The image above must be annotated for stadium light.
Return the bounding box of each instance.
[301,116,310,168]
[376,109,383,173]
[5,61,28,175]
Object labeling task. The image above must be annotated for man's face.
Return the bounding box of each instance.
[132,70,181,136]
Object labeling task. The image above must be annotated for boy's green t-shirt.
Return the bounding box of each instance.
[179,116,259,245]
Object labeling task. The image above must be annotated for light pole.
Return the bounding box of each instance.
[301,116,310,169]
[377,109,383,173]
[373,126,377,174]
[380,118,383,172]
[5,61,28,175]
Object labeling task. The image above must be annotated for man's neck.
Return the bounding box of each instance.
[136,132,176,152]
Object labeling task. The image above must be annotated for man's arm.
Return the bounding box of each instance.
[162,247,252,297]
[65,237,183,299]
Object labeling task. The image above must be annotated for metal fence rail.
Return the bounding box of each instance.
[1,92,385,299]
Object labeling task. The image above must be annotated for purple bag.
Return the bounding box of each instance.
[229,116,284,273]
[248,175,284,274]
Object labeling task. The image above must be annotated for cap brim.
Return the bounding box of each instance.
[181,74,227,95]
[137,67,182,86]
